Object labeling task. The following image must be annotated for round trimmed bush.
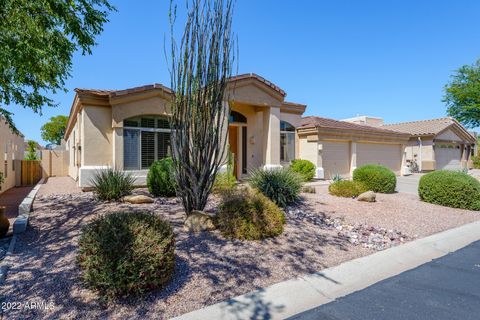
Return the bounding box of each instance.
[328,180,368,198]
[216,189,285,240]
[77,211,175,299]
[290,159,316,182]
[248,168,303,207]
[353,164,396,193]
[147,158,176,197]
[418,170,480,210]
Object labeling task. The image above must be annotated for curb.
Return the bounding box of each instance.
[13,178,45,235]
[0,235,17,285]
[173,219,480,320]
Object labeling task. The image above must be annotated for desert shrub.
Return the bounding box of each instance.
[353,164,396,193]
[472,154,480,169]
[147,158,176,197]
[248,168,303,207]
[91,168,135,201]
[332,174,343,182]
[77,211,175,300]
[212,172,237,194]
[289,159,315,182]
[216,189,285,240]
[418,170,480,210]
[328,180,368,198]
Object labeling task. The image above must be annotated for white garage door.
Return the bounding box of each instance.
[357,143,402,174]
[323,141,350,179]
[436,145,462,170]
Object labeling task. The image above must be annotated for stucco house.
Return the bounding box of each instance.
[298,116,411,179]
[64,74,306,187]
[383,117,477,171]
[0,117,25,193]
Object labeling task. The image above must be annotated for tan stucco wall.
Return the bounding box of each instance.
[112,96,171,128]
[0,120,24,193]
[82,106,113,166]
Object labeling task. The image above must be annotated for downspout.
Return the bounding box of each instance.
[418,137,423,172]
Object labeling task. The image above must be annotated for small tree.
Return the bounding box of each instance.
[41,115,69,145]
[444,59,480,128]
[25,140,39,161]
[168,0,236,215]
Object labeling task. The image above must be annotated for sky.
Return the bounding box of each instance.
[7,0,480,144]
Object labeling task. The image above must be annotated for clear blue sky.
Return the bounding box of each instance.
[8,0,480,144]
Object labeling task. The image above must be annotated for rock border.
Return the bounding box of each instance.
[13,178,45,235]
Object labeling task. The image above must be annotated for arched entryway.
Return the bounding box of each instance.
[229,111,247,178]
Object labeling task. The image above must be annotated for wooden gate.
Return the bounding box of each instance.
[21,160,42,186]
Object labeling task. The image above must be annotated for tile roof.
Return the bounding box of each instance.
[300,116,409,136]
[75,74,286,98]
[382,117,454,135]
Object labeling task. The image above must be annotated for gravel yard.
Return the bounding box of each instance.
[1,179,480,319]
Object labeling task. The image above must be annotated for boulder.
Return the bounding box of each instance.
[123,195,154,204]
[357,191,376,202]
[184,211,215,232]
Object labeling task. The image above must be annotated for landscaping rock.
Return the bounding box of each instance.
[123,195,154,204]
[357,191,376,202]
[184,211,215,232]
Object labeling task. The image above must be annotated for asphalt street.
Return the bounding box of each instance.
[290,240,480,320]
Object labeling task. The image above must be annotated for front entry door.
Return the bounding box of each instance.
[228,126,238,178]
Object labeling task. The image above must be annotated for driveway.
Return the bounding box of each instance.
[396,173,423,195]
[290,240,480,320]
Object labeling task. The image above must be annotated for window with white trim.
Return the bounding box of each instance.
[280,121,295,163]
[123,116,171,170]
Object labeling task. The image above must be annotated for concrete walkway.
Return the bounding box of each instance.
[173,220,480,320]
[292,240,480,320]
[396,173,423,195]
[0,187,33,219]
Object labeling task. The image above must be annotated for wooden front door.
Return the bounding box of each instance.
[228,126,238,178]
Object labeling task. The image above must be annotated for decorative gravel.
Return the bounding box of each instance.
[1,181,480,319]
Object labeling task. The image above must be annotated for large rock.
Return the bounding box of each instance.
[123,195,154,204]
[357,191,376,202]
[184,211,215,232]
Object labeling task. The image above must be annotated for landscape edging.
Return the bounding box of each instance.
[13,178,45,235]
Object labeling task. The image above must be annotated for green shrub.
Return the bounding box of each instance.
[328,180,368,198]
[77,211,175,300]
[147,158,176,197]
[353,164,396,193]
[212,172,237,194]
[248,168,303,207]
[473,155,480,169]
[216,189,285,240]
[289,159,316,182]
[418,170,480,210]
[91,168,135,201]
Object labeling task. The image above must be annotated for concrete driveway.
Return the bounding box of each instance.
[290,240,480,320]
[396,173,423,195]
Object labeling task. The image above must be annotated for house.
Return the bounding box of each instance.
[298,116,411,179]
[64,74,306,187]
[382,117,477,171]
[0,117,25,193]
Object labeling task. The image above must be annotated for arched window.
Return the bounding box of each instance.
[229,111,247,123]
[280,121,295,163]
[123,116,171,170]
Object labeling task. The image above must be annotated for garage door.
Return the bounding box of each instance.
[436,145,462,170]
[323,141,350,179]
[357,143,402,174]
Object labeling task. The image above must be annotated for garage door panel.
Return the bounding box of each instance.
[357,143,401,174]
[436,145,461,170]
[323,141,350,179]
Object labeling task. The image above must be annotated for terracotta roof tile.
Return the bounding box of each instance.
[228,73,286,96]
[382,117,453,135]
[300,116,409,136]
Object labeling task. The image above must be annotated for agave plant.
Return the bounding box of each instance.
[332,173,343,182]
[91,168,135,201]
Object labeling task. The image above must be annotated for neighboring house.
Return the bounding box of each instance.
[0,117,25,193]
[298,116,411,179]
[64,74,306,187]
[383,117,477,171]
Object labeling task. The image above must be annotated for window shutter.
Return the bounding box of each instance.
[141,131,155,169]
[124,129,139,170]
[157,132,171,159]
